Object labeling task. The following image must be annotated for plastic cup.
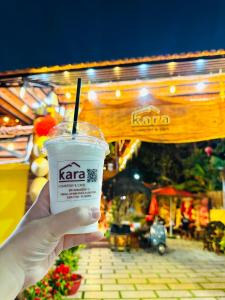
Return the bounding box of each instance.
[45,121,109,234]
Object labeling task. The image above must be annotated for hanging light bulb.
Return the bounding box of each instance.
[115,89,121,98]
[3,116,10,123]
[114,66,121,76]
[169,85,176,94]
[65,92,71,99]
[196,82,206,92]
[139,87,149,97]
[139,63,148,71]
[88,90,97,101]
[167,61,176,73]
[87,68,95,76]
[63,71,70,77]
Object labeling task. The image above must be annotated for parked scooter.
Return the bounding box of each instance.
[145,217,167,255]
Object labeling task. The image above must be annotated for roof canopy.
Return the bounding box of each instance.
[1,50,225,143]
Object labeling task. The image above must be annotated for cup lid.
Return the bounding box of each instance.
[45,121,109,154]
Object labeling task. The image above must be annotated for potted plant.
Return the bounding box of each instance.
[22,246,84,299]
[23,264,82,299]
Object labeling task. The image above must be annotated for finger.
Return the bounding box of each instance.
[22,182,50,225]
[62,231,104,250]
[47,207,101,238]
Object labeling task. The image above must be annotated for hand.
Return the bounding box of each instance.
[0,183,102,298]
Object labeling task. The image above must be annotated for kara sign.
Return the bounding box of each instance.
[131,105,170,127]
[59,162,85,182]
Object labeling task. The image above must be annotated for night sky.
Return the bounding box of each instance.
[1,0,225,71]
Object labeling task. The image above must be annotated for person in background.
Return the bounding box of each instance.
[0,183,102,300]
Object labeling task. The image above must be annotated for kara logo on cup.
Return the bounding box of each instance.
[59,162,85,182]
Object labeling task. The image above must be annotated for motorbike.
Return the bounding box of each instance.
[145,217,167,255]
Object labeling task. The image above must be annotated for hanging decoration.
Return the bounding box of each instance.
[31,157,49,177]
[32,136,48,157]
[34,115,57,136]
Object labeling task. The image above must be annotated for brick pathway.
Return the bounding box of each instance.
[67,239,225,300]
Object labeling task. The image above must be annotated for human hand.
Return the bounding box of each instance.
[0,183,102,298]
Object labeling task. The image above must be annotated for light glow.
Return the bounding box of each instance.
[87,68,95,76]
[88,90,97,101]
[115,89,121,98]
[63,71,70,77]
[65,92,71,99]
[196,59,205,69]
[167,61,176,73]
[169,85,176,94]
[3,116,10,123]
[139,87,149,97]
[196,82,206,92]
[139,63,148,70]
[134,173,140,180]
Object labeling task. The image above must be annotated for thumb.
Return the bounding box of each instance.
[45,207,100,238]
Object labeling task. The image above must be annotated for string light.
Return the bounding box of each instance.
[114,66,121,76]
[15,119,20,123]
[88,90,97,101]
[167,61,176,74]
[21,104,29,113]
[139,87,149,97]
[65,92,71,99]
[87,68,95,76]
[3,116,10,123]
[196,59,205,65]
[115,89,121,98]
[7,143,15,151]
[139,63,148,71]
[169,85,176,94]
[63,71,70,77]
[196,82,206,92]
[20,86,26,99]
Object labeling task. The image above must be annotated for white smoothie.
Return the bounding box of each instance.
[45,133,108,234]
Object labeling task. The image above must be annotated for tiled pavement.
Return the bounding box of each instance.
[66,239,225,300]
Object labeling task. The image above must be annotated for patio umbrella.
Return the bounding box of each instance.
[151,186,193,236]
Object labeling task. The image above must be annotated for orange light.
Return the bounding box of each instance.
[169,85,176,94]
[167,61,176,73]
[115,90,121,98]
[63,71,70,77]
[3,116,10,123]
[65,92,71,99]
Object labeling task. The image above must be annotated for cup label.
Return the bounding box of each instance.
[57,160,100,202]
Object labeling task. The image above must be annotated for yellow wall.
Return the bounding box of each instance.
[0,163,29,244]
[210,209,225,224]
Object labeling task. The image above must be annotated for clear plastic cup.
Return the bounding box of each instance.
[45,121,109,234]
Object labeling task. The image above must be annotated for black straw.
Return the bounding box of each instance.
[72,78,82,135]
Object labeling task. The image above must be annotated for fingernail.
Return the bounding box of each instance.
[91,207,100,219]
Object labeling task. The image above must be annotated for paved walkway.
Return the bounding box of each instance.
[68,239,225,300]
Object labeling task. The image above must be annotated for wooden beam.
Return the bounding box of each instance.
[0,98,32,124]
[0,88,35,120]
